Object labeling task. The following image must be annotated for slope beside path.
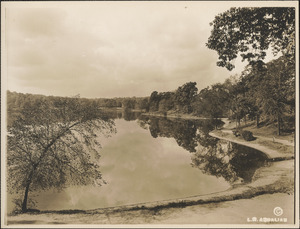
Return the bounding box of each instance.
[213,118,295,159]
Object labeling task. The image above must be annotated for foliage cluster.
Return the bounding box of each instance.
[7,96,116,212]
[205,7,295,135]
[148,82,198,114]
[207,7,295,71]
[7,91,149,125]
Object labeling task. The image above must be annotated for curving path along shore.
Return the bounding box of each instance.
[209,131,294,160]
[210,118,295,160]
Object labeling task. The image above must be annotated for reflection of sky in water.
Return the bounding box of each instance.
[15,119,231,211]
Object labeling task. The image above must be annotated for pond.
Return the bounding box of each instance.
[8,110,269,212]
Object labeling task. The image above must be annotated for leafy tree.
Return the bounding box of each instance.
[135,97,149,111]
[258,56,295,135]
[148,91,160,112]
[231,56,295,134]
[122,98,136,109]
[207,7,295,70]
[195,84,229,126]
[103,99,117,107]
[238,63,268,127]
[7,98,116,212]
[147,82,198,114]
[158,92,175,112]
[174,82,198,113]
[227,78,252,127]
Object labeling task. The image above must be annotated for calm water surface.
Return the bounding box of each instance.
[9,111,269,211]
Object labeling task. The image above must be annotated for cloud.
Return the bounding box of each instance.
[4,2,242,98]
[8,8,67,38]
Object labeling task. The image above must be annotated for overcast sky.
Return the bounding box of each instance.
[2,1,295,98]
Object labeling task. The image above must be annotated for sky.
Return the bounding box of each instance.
[2,1,296,98]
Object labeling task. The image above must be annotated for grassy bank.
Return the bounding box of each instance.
[223,119,295,142]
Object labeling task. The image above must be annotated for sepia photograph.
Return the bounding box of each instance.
[1,0,299,228]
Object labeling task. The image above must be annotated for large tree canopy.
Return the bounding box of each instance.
[206,7,295,70]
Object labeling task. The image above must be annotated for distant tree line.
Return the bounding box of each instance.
[148,82,198,114]
[95,96,148,110]
[7,91,149,126]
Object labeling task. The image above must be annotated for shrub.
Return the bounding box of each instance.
[241,130,255,141]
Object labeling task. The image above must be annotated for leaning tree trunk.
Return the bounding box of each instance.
[22,182,31,212]
[22,170,34,212]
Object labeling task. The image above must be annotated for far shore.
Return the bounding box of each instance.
[141,111,212,120]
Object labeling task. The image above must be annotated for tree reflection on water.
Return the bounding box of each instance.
[99,108,142,121]
[101,110,269,186]
[192,133,269,184]
[147,118,199,152]
[137,115,269,185]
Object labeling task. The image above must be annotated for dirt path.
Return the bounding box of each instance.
[215,118,295,159]
[220,128,294,147]
[220,118,294,146]
[209,132,294,159]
